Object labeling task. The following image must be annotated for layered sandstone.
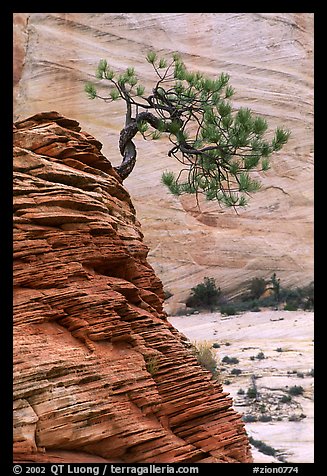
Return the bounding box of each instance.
[13,112,252,463]
[13,13,314,311]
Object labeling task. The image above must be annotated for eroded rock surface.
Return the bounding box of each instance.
[13,112,252,463]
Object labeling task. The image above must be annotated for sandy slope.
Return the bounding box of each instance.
[169,310,314,463]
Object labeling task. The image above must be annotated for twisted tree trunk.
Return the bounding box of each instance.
[114,112,166,180]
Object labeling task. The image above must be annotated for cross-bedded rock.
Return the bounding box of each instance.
[13,112,252,463]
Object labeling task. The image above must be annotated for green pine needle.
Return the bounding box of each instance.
[84,82,97,99]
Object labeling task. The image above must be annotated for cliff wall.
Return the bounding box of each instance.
[13,112,252,463]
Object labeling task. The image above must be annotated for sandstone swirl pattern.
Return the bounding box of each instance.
[13,12,313,311]
[13,112,252,463]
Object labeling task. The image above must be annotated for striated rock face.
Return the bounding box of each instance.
[13,112,252,463]
[13,13,314,311]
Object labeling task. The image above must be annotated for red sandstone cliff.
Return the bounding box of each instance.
[13,112,252,463]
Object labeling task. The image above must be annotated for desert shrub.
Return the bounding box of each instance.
[192,341,218,377]
[284,302,298,311]
[186,277,222,311]
[275,347,283,352]
[280,394,292,403]
[220,297,261,314]
[258,295,277,308]
[242,414,257,422]
[279,282,314,310]
[256,352,265,360]
[288,385,304,396]
[222,356,239,364]
[212,342,220,348]
[146,356,159,376]
[306,369,314,377]
[237,388,245,395]
[302,282,314,309]
[250,277,266,299]
[220,304,238,316]
[218,277,314,313]
[250,304,261,312]
[249,437,276,456]
[259,414,272,422]
[231,368,242,375]
[247,387,258,399]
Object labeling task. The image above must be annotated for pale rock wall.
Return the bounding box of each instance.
[13,13,314,312]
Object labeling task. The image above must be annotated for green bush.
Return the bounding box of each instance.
[259,414,272,422]
[247,387,258,399]
[284,302,298,311]
[242,414,257,422]
[192,277,314,315]
[222,356,239,364]
[257,295,277,308]
[249,437,276,456]
[303,282,314,309]
[250,304,261,312]
[231,368,242,375]
[280,394,292,403]
[220,304,238,316]
[186,277,222,311]
[284,282,314,310]
[288,385,304,396]
[250,277,266,299]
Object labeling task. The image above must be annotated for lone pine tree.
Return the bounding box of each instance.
[85,52,290,208]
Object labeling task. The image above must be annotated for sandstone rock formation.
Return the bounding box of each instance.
[13,112,252,463]
[13,13,314,312]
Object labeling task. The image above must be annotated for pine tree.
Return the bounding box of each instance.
[85,52,290,209]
